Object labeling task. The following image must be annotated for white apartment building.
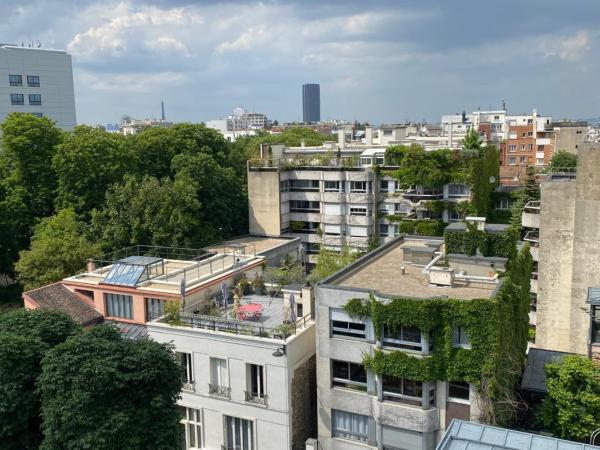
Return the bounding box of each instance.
[147,287,316,450]
[0,43,76,129]
[120,118,173,135]
[248,146,470,263]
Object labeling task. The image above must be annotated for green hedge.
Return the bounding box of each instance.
[385,217,445,236]
[444,228,517,258]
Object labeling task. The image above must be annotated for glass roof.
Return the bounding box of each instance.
[101,256,163,287]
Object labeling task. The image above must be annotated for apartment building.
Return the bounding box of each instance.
[248,148,471,264]
[147,280,315,450]
[552,120,588,154]
[525,145,600,364]
[120,117,173,135]
[314,236,507,450]
[23,237,301,327]
[0,43,76,129]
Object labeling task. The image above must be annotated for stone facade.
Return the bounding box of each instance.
[291,355,317,450]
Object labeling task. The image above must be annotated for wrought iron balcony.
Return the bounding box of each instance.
[209,384,231,398]
[245,391,268,406]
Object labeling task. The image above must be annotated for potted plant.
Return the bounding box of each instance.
[252,273,265,295]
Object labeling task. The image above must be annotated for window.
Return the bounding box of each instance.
[508,144,516,152]
[9,74,22,86]
[323,224,341,236]
[348,225,368,237]
[382,375,423,406]
[520,144,526,151]
[383,325,424,352]
[494,115,500,120]
[331,360,367,391]
[520,156,527,164]
[495,199,512,210]
[448,381,470,402]
[180,407,202,449]
[74,289,94,300]
[10,93,24,105]
[246,364,266,404]
[31,112,43,117]
[448,210,464,222]
[536,158,545,166]
[379,224,388,237]
[279,180,289,192]
[225,416,254,450]
[28,94,41,105]
[508,156,516,165]
[332,410,368,443]
[577,130,583,135]
[331,308,367,339]
[289,200,319,212]
[105,293,133,319]
[349,206,367,216]
[448,184,469,197]
[528,144,533,150]
[380,180,389,192]
[145,297,165,320]
[452,326,471,348]
[290,179,319,192]
[178,352,194,389]
[383,426,425,450]
[27,75,40,87]
[350,181,367,193]
[592,306,599,344]
[527,131,533,137]
[522,133,526,138]
[324,180,340,192]
[209,357,230,397]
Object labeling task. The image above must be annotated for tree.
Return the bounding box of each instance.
[462,128,481,150]
[15,209,101,291]
[52,126,135,216]
[0,180,30,275]
[308,245,358,284]
[91,174,202,250]
[538,354,600,441]
[548,150,577,171]
[471,146,500,217]
[0,309,80,449]
[39,324,181,450]
[0,113,62,218]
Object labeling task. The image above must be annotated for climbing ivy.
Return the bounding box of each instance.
[384,217,445,236]
[444,224,517,258]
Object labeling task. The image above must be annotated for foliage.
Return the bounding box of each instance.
[462,129,481,150]
[444,226,517,258]
[0,308,81,347]
[39,324,182,450]
[164,299,182,326]
[91,174,202,251]
[470,146,500,217]
[15,209,101,290]
[308,244,359,284]
[548,150,577,171]
[52,126,135,217]
[264,263,304,291]
[538,355,600,441]
[343,244,531,425]
[384,217,445,236]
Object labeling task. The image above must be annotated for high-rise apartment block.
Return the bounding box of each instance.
[302,83,321,123]
[0,44,76,129]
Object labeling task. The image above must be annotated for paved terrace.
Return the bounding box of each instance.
[204,236,294,257]
[332,238,497,300]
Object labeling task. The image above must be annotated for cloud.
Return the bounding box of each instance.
[79,70,187,93]
[214,26,271,54]
[540,30,591,61]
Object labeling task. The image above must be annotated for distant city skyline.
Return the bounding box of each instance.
[2,0,600,125]
[302,83,320,123]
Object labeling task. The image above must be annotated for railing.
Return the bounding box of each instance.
[249,157,364,170]
[91,245,212,269]
[545,167,576,181]
[524,230,539,243]
[209,384,231,398]
[523,201,540,213]
[173,311,314,341]
[182,381,195,392]
[245,391,268,406]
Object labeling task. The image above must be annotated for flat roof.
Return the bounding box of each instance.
[445,222,510,234]
[204,236,298,257]
[327,238,497,300]
[438,420,600,450]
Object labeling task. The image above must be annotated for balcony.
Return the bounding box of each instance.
[521,201,540,229]
[403,187,443,201]
[209,384,231,398]
[531,272,538,294]
[182,381,196,392]
[245,391,268,406]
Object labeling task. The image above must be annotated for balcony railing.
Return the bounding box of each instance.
[403,188,444,200]
[524,230,539,244]
[209,384,231,398]
[523,201,540,213]
[245,391,268,406]
[182,380,195,392]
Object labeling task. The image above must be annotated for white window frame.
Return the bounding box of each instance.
[507,157,516,166]
[209,357,230,397]
[181,407,203,449]
[331,360,367,392]
[331,409,369,443]
[178,352,194,390]
[349,206,368,216]
[245,364,266,404]
[382,325,424,352]
[447,381,471,405]
[349,181,367,193]
[105,293,133,319]
[330,309,367,340]
[324,180,341,192]
[451,326,471,349]
[224,416,254,450]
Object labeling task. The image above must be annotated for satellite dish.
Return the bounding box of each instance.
[489,176,496,184]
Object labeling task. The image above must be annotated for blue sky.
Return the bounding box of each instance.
[2,0,599,125]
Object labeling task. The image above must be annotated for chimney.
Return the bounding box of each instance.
[365,126,373,145]
[337,129,345,148]
[86,259,96,273]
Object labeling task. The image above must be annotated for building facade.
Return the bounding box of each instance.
[302,83,320,123]
[0,44,76,129]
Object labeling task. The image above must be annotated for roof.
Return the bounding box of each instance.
[521,348,569,393]
[25,283,103,326]
[360,148,386,157]
[438,420,600,450]
[445,222,510,234]
[107,320,148,340]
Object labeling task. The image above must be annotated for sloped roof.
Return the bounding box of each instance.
[106,320,148,340]
[521,348,569,393]
[26,283,103,326]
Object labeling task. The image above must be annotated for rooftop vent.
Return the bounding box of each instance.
[429,267,454,287]
[465,216,486,231]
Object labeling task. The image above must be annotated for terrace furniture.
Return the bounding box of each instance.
[237,303,263,320]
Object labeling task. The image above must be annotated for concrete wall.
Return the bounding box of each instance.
[248,169,282,236]
[554,127,586,155]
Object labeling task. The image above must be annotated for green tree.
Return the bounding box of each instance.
[0,113,62,218]
[91,174,202,250]
[15,209,101,290]
[308,244,358,284]
[471,146,500,217]
[548,150,577,171]
[0,181,30,275]
[538,354,600,441]
[462,128,481,150]
[52,126,134,216]
[0,309,80,449]
[39,324,181,450]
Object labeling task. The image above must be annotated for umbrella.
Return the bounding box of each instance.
[221,283,229,307]
[289,293,297,322]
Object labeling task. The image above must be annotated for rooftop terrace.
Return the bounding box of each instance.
[327,237,498,300]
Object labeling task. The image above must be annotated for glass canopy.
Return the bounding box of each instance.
[101,256,164,287]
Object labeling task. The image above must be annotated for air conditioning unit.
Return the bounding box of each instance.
[429,267,455,286]
[465,216,486,231]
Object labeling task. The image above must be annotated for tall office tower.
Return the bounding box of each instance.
[0,43,77,129]
[302,83,320,123]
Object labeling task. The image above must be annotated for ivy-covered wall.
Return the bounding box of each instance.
[444,225,517,259]
[384,217,445,236]
[343,244,532,425]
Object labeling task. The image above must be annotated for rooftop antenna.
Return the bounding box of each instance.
[161,101,165,121]
[502,98,506,111]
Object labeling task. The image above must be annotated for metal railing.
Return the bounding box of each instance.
[172,311,314,341]
[524,230,539,243]
[249,157,364,170]
[209,384,231,398]
[523,201,540,213]
[91,245,212,269]
[245,391,268,406]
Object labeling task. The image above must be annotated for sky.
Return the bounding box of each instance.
[2,0,600,125]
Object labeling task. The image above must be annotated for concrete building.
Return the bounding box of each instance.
[302,83,320,123]
[552,120,588,154]
[527,144,600,364]
[247,145,471,264]
[0,43,76,129]
[207,107,268,141]
[314,236,505,450]
[120,117,172,135]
